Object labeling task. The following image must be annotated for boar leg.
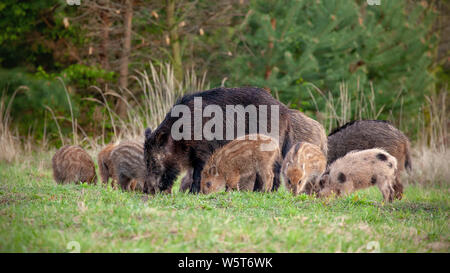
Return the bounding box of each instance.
[271,160,282,191]
[179,170,193,193]
[189,160,205,194]
[393,176,403,200]
[118,173,131,191]
[99,162,110,185]
[378,179,395,203]
[227,172,241,191]
[262,170,274,192]
[129,180,137,191]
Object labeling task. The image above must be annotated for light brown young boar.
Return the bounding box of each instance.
[109,141,146,192]
[316,148,398,203]
[288,109,328,157]
[327,120,412,200]
[97,143,117,185]
[282,142,327,196]
[52,145,97,184]
[200,134,281,194]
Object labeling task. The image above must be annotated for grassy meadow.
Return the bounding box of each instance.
[0,1,448,254]
[0,70,448,253]
[0,152,448,253]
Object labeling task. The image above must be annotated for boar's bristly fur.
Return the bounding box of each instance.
[97,143,117,186]
[176,109,327,193]
[288,110,328,157]
[109,140,146,192]
[52,145,97,184]
[200,134,281,194]
[317,148,398,203]
[327,120,411,200]
[282,142,327,196]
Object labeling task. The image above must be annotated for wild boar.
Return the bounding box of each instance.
[282,142,327,196]
[317,148,398,203]
[177,109,328,193]
[143,87,294,194]
[327,120,412,199]
[200,134,281,194]
[52,145,97,184]
[109,140,146,192]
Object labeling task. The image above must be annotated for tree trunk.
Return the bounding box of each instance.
[166,0,183,82]
[117,0,133,118]
[99,0,110,71]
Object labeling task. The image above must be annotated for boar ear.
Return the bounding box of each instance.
[318,174,328,188]
[145,128,152,139]
[209,165,218,176]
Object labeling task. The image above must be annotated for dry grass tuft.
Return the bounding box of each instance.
[50,63,208,156]
[1,64,208,163]
[408,146,450,186]
[409,91,449,186]
[308,83,449,187]
[0,89,22,163]
[306,81,387,133]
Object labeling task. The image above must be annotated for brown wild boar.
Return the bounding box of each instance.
[178,108,327,193]
[97,143,117,185]
[327,120,412,200]
[143,87,293,194]
[200,134,281,194]
[289,109,328,157]
[282,142,327,196]
[109,141,147,192]
[317,148,398,203]
[52,145,97,184]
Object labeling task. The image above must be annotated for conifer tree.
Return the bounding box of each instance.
[227,0,437,117]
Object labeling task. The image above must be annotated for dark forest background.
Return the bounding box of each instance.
[0,0,448,146]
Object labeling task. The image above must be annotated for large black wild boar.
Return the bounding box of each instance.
[327,120,412,200]
[143,87,294,193]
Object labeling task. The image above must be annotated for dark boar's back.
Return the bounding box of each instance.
[144,87,293,193]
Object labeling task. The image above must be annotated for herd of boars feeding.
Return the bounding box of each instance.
[52,87,412,202]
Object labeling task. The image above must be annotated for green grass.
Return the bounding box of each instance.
[0,159,448,253]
